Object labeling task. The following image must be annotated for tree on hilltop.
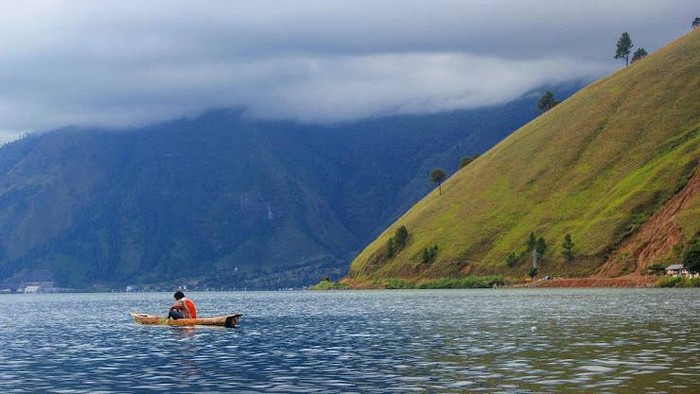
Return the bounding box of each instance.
[631,48,648,63]
[614,32,634,66]
[538,91,559,112]
[692,17,700,29]
[430,168,447,196]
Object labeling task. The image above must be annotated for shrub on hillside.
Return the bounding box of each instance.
[505,252,518,268]
[416,275,506,289]
[421,245,439,264]
[655,276,700,288]
[386,225,410,259]
[309,278,349,290]
[384,278,415,289]
[645,263,666,276]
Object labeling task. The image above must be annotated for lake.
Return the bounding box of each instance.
[0,289,698,393]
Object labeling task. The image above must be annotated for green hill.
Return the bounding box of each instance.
[346,30,700,287]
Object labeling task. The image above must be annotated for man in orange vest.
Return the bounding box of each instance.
[168,291,197,319]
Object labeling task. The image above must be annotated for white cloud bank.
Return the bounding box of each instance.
[0,0,695,140]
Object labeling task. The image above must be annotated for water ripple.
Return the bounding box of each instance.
[0,288,698,392]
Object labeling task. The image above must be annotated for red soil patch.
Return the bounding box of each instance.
[597,167,700,277]
[534,276,657,288]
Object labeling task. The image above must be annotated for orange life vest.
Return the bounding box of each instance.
[182,298,197,319]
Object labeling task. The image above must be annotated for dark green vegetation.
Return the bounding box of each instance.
[366,275,506,289]
[347,31,700,287]
[561,234,574,261]
[386,226,409,259]
[645,263,666,276]
[0,91,565,289]
[684,238,700,274]
[631,48,648,63]
[309,278,349,290]
[421,245,439,264]
[655,276,700,287]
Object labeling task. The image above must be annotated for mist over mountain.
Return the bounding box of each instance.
[0,87,581,289]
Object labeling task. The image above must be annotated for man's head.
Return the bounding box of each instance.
[174,291,185,300]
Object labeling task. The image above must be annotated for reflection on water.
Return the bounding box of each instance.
[0,289,698,392]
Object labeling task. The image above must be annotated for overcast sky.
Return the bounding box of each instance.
[0,0,695,142]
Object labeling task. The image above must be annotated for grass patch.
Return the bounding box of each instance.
[373,275,508,289]
[416,275,506,289]
[655,276,700,288]
[309,279,349,290]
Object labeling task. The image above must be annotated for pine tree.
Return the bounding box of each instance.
[395,226,409,249]
[562,234,574,261]
[386,238,396,259]
[536,237,547,255]
[614,32,634,66]
[527,232,537,251]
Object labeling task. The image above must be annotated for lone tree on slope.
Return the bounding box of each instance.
[692,17,700,29]
[430,168,447,196]
[562,233,574,261]
[538,91,559,112]
[615,32,634,66]
[631,48,648,63]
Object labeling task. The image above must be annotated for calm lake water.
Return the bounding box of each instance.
[0,289,698,393]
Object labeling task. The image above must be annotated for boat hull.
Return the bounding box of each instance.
[131,313,241,328]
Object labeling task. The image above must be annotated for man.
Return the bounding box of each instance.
[168,291,197,320]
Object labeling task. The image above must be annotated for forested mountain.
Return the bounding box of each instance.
[0,89,576,289]
[347,30,700,287]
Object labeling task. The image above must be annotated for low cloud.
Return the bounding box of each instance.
[0,0,694,141]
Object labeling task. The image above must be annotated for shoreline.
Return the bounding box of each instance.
[530,276,658,288]
[340,275,668,289]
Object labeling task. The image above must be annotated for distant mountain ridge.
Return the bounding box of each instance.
[346,30,700,287]
[0,89,578,289]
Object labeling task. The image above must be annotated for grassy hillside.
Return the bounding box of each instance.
[347,30,700,286]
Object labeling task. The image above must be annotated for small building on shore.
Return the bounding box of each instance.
[23,285,40,294]
[665,264,697,277]
[19,281,57,293]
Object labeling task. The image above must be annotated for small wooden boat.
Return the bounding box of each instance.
[131,313,242,328]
